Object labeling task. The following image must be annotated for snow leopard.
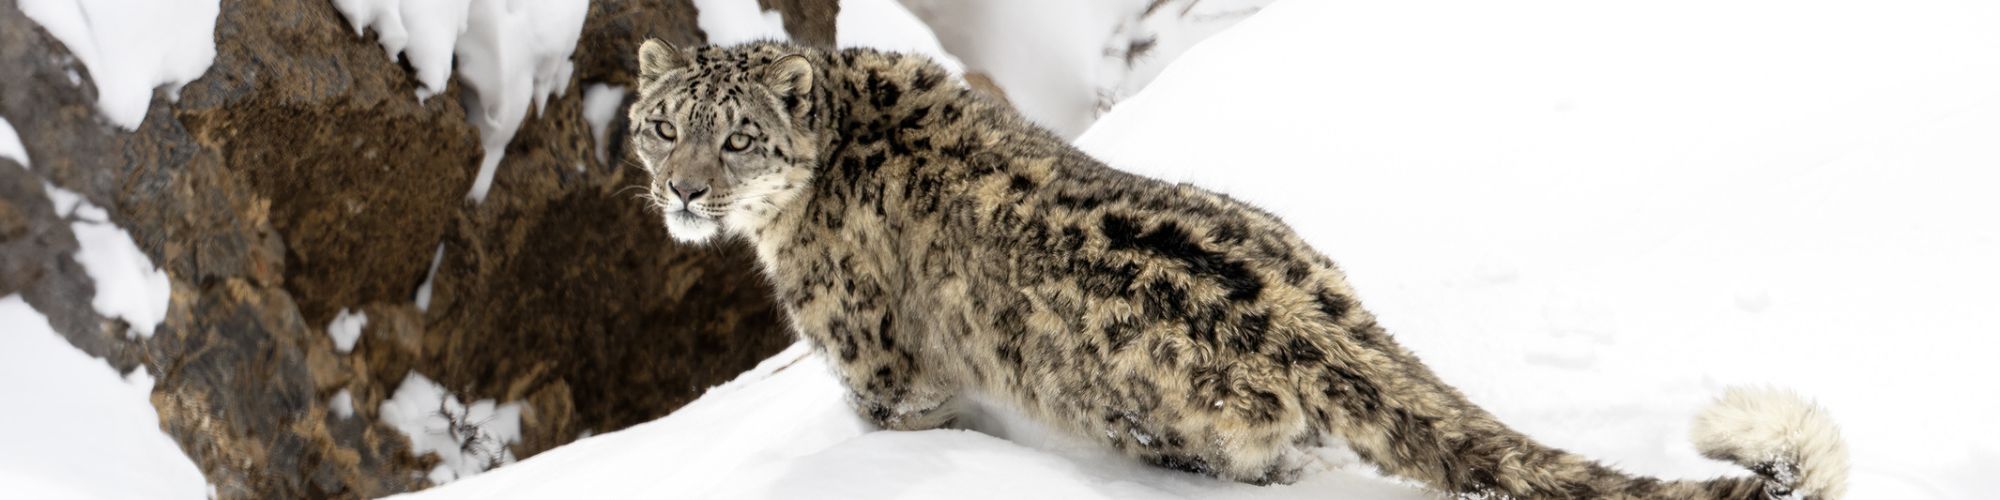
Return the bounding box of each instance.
[626,39,1849,499]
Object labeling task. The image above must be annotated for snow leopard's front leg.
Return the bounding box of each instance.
[809,304,958,432]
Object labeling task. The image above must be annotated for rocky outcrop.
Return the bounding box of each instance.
[0,0,870,497]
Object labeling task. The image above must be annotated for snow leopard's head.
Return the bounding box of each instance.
[629,40,822,244]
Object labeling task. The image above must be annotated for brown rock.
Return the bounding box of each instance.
[175,0,481,326]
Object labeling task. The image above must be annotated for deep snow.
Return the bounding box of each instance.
[405,0,2000,498]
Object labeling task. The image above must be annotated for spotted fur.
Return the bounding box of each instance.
[627,40,1848,499]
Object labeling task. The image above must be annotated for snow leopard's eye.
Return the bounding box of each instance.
[650,120,676,142]
[723,132,753,152]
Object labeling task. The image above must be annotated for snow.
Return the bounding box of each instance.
[0,117,26,167]
[691,0,789,46]
[44,183,172,338]
[379,372,524,485]
[328,0,471,100]
[1078,0,2000,496]
[833,0,964,76]
[403,343,1422,499]
[403,0,1999,498]
[414,243,444,311]
[330,389,356,420]
[327,308,368,353]
[0,295,206,500]
[330,0,590,202]
[15,0,221,130]
[580,84,627,168]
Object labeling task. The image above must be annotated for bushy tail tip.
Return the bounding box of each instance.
[1690,387,1849,500]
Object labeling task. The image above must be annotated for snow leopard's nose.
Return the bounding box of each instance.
[668,180,709,203]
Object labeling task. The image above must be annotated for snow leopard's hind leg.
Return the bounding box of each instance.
[818,313,960,432]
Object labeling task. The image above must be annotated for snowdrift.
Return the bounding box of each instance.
[407,0,2000,498]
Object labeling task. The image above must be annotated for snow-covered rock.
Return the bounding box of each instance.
[16,0,221,129]
[896,0,1268,138]
[42,183,171,338]
[330,0,590,201]
[405,0,2000,498]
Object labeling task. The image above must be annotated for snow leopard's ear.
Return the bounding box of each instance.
[638,39,690,82]
[762,54,814,101]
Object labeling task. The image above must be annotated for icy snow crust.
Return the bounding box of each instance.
[417,0,1999,498]
[16,0,221,130]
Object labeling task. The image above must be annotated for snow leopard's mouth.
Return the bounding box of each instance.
[668,209,713,223]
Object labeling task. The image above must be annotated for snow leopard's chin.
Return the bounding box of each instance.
[664,211,720,244]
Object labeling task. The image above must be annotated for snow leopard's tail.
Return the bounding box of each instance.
[1314,333,1849,499]
[1685,387,1851,499]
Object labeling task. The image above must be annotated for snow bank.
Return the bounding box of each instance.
[406,0,2000,498]
[0,295,206,500]
[379,372,524,485]
[691,0,788,45]
[403,343,1423,499]
[0,117,26,167]
[16,0,220,130]
[330,0,590,202]
[44,183,172,338]
[1077,0,2000,497]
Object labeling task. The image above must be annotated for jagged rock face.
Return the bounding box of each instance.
[177,0,484,327]
[0,0,857,497]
